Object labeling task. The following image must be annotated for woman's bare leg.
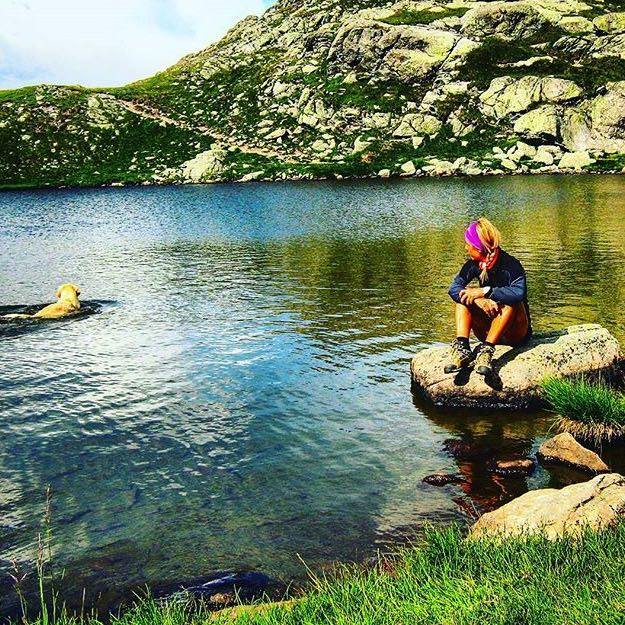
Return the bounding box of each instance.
[464,302,529,345]
[454,303,472,338]
[487,304,529,346]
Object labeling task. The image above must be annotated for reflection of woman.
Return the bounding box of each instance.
[445,218,532,376]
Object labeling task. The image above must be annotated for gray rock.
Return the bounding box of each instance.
[480,76,583,119]
[410,324,622,409]
[328,18,458,81]
[470,473,625,540]
[400,160,416,175]
[514,105,560,140]
[558,150,593,170]
[393,113,442,138]
[561,81,625,153]
[462,1,550,40]
[593,12,625,34]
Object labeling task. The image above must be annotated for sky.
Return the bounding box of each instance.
[0,0,275,90]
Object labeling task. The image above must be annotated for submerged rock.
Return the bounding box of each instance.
[470,473,625,539]
[443,439,492,460]
[488,458,535,477]
[538,433,609,474]
[410,324,622,409]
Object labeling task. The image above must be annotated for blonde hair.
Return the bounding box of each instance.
[475,217,501,281]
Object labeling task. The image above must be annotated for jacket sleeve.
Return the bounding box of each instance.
[448,261,475,304]
[489,265,527,305]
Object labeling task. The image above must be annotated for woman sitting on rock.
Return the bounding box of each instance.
[446,217,531,376]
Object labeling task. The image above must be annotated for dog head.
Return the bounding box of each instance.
[55,283,81,301]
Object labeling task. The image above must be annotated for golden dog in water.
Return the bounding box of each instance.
[3,284,81,320]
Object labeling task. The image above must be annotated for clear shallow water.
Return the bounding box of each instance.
[1,175,625,613]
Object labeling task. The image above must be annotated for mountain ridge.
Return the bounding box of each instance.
[2,0,625,188]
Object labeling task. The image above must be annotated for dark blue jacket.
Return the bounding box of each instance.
[448,249,531,330]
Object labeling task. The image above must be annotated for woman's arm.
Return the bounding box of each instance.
[448,261,475,303]
[489,266,527,305]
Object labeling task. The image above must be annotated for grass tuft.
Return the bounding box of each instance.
[542,377,625,443]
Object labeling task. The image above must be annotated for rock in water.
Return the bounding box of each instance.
[423,472,465,486]
[538,433,609,474]
[410,324,622,409]
[470,473,625,540]
[488,458,535,477]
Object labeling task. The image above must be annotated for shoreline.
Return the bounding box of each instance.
[8,522,625,625]
[1,167,624,193]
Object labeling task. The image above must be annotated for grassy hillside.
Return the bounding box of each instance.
[2,0,625,188]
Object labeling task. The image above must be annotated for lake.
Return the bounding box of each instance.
[1,175,625,614]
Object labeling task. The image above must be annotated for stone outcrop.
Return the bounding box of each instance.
[393,113,442,138]
[162,146,227,182]
[479,76,583,119]
[537,433,609,474]
[561,82,625,153]
[328,19,459,81]
[593,12,625,34]
[513,105,559,140]
[461,1,550,40]
[470,473,625,539]
[410,324,622,409]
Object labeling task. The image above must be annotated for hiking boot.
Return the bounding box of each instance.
[475,343,496,376]
[444,338,474,374]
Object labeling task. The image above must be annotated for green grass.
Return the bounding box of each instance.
[542,377,625,443]
[15,524,625,625]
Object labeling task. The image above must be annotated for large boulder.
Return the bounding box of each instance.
[561,81,625,153]
[470,473,625,539]
[328,18,458,80]
[393,112,442,138]
[593,12,625,34]
[558,150,593,170]
[479,76,582,119]
[513,104,560,140]
[538,433,609,474]
[461,1,550,40]
[410,324,622,409]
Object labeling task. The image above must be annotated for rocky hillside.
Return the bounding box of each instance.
[2,0,625,188]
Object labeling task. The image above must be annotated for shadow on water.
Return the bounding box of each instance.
[413,394,549,519]
[0,301,115,338]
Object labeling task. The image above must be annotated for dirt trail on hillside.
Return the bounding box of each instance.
[117,99,303,163]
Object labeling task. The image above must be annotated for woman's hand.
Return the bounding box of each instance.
[474,297,500,318]
[459,287,485,305]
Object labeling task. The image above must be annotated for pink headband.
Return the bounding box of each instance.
[465,221,486,253]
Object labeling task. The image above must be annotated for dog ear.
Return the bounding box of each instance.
[55,287,62,299]
[74,285,81,296]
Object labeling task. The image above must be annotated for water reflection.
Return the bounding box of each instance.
[0,175,624,615]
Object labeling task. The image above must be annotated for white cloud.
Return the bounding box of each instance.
[0,0,272,89]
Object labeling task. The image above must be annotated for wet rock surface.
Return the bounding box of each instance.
[410,324,622,409]
[423,472,466,486]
